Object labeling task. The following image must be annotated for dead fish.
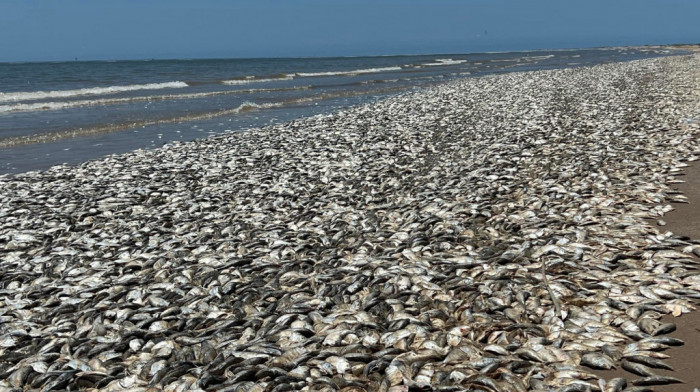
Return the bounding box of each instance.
[620,387,653,392]
[2,54,700,392]
[639,336,684,346]
[601,345,623,362]
[624,355,673,370]
[621,360,656,377]
[580,352,615,370]
[631,375,684,386]
[603,377,626,392]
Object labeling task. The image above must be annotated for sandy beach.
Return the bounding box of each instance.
[593,157,700,390]
[634,157,700,392]
[1,54,700,391]
[659,157,700,391]
[641,47,700,392]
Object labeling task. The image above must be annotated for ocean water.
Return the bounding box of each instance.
[0,47,676,174]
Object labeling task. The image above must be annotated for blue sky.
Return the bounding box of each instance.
[1,0,698,62]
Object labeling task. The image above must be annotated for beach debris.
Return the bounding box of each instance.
[604,377,627,392]
[1,54,700,391]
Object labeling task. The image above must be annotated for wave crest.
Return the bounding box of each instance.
[423,59,468,66]
[0,86,311,114]
[0,81,189,103]
[295,66,402,77]
[222,75,294,85]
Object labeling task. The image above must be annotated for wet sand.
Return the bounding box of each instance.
[592,158,700,391]
[652,158,700,391]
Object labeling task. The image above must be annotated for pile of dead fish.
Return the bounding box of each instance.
[2,54,700,392]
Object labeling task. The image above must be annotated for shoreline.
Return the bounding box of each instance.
[645,153,700,391]
[0,46,677,176]
[585,123,700,390]
[1,55,700,391]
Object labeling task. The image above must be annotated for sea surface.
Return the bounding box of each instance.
[0,47,677,174]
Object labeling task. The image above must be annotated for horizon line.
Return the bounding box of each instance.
[1,42,694,65]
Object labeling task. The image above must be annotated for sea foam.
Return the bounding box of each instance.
[0,86,312,114]
[294,66,402,77]
[423,59,468,66]
[0,101,285,148]
[221,67,403,84]
[222,76,294,85]
[0,81,189,103]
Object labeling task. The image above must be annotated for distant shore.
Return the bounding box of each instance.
[1,54,700,391]
[668,43,700,52]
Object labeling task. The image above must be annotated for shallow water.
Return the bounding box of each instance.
[0,47,677,174]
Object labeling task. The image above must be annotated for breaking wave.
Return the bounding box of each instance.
[0,101,284,148]
[0,86,312,114]
[221,67,404,83]
[0,81,189,103]
[221,75,294,85]
[294,66,403,77]
[0,86,406,148]
[423,59,469,66]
